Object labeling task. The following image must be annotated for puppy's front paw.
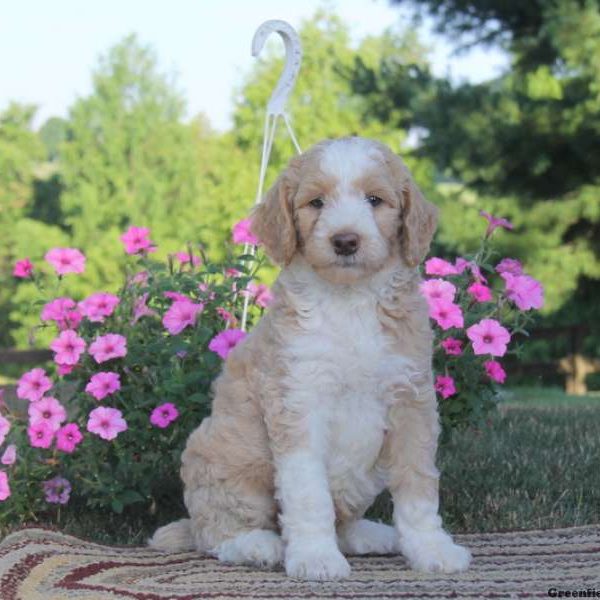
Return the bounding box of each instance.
[285,540,351,581]
[400,528,471,574]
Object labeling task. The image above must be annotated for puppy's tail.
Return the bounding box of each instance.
[148,518,196,552]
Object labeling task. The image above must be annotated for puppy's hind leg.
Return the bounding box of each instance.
[337,519,400,555]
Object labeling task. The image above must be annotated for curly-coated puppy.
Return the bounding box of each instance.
[149,137,471,580]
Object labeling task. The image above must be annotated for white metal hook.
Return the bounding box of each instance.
[251,19,302,116]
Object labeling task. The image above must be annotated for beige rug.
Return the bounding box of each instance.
[0,525,598,599]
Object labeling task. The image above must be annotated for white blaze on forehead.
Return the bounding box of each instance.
[319,138,383,186]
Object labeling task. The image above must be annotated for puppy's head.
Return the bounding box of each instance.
[251,137,437,284]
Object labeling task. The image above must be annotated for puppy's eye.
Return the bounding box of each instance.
[366,195,383,207]
[309,197,324,209]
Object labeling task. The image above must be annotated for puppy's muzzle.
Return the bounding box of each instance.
[331,232,360,256]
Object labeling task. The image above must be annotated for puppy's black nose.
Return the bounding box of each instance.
[331,232,360,256]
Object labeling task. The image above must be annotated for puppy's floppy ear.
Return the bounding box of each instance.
[250,162,299,266]
[400,176,438,267]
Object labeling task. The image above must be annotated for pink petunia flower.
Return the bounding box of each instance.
[17,368,52,402]
[467,282,493,303]
[57,364,74,377]
[453,257,470,274]
[0,471,10,501]
[0,415,10,446]
[484,360,507,384]
[45,248,86,276]
[132,293,158,324]
[480,210,513,237]
[501,273,544,311]
[428,299,464,330]
[441,337,463,356]
[78,292,120,323]
[55,423,83,453]
[174,251,201,266]
[495,258,523,276]
[435,375,456,399]
[43,476,71,504]
[28,396,67,432]
[198,282,216,300]
[232,218,260,245]
[243,283,274,308]
[420,279,456,304]
[225,268,243,279]
[41,298,82,330]
[129,270,149,287]
[467,318,511,357]
[1,445,17,466]
[27,421,54,448]
[149,403,179,428]
[13,258,34,278]
[50,330,86,366]
[120,226,156,255]
[87,407,128,441]
[216,307,237,326]
[208,329,247,360]
[424,257,458,277]
[163,300,204,335]
[163,291,191,303]
[89,334,127,363]
[85,372,121,401]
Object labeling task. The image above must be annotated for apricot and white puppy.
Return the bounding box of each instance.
[149,137,471,580]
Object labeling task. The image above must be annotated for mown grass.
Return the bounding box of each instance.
[4,387,600,544]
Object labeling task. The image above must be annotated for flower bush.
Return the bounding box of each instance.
[425,210,544,432]
[0,210,543,525]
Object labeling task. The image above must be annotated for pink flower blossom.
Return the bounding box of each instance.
[28,396,66,432]
[57,364,74,377]
[55,423,83,453]
[13,258,34,278]
[216,307,237,326]
[428,299,464,330]
[225,268,243,278]
[484,360,506,384]
[232,218,260,245]
[27,421,54,448]
[501,273,544,311]
[244,283,274,308]
[87,406,128,441]
[17,368,52,402]
[120,226,155,254]
[50,330,86,366]
[89,334,127,363]
[467,282,493,303]
[149,403,179,428]
[85,372,121,401]
[41,298,82,330]
[495,258,523,276]
[1,445,16,466]
[132,293,158,324]
[163,300,204,335]
[424,257,458,276]
[78,292,120,323]
[441,337,463,356]
[420,279,456,304]
[198,282,216,300]
[0,472,10,501]
[480,210,513,237]
[453,258,470,274]
[0,415,10,446]
[208,329,247,360]
[467,318,511,357]
[435,375,456,399]
[174,251,201,266]
[129,270,149,286]
[43,476,71,504]
[163,291,191,303]
[45,247,86,276]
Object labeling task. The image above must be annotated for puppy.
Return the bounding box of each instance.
[150,137,471,580]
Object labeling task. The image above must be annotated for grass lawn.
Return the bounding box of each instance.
[3,386,599,545]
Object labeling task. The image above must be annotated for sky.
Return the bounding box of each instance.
[0,0,508,131]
